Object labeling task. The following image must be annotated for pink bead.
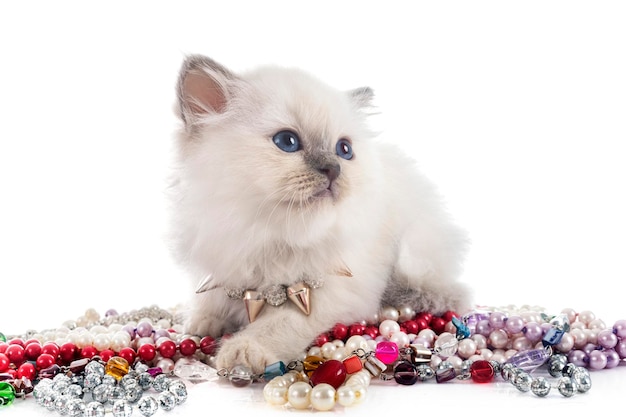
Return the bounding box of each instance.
[488,329,508,349]
[588,350,607,370]
[505,316,524,334]
[375,341,399,364]
[523,322,543,343]
[615,340,626,359]
[604,349,621,369]
[488,312,506,330]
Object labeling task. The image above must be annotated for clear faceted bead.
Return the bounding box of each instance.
[228,365,254,387]
[415,364,435,381]
[530,377,551,397]
[137,396,159,416]
[66,398,86,417]
[152,374,171,392]
[434,333,459,358]
[158,391,177,411]
[85,361,105,377]
[512,371,532,392]
[572,367,592,393]
[557,376,576,397]
[112,399,133,417]
[85,401,106,417]
[91,384,110,403]
[168,381,188,404]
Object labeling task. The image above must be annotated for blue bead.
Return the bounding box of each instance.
[542,327,565,347]
[452,316,471,339]
[263,361,286,381]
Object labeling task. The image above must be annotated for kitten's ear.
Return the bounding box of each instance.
[177,55,236,123]
[349,86,375,108]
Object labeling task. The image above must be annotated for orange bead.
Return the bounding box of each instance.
[342,355,363,374]
[105,356,130,381]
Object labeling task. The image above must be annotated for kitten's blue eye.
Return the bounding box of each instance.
[272,130,301,153]
[336,138,353,160]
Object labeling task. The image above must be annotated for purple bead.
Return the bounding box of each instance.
[613,320,626,338]
[147,367,163,377]
[505,316,525,334]
[154,329,170,340]
[523,322,543,343]
[597,329,618,349]
[505,348,550,372]
[475,320,491,337]
[435,364,456,383]
[105,309,119,317]
[488,312,507,330]
[582,343,598,356]
[604,349,621,369]
[462,311,491,334]
[588,350,607,370]
[616,340,626,359]
[136,321,154,338]
[567,350,588,367]
[122,324,136,339]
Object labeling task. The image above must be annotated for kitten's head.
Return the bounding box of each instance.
[173,55,378,246]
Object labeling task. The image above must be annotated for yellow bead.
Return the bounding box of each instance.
[105,356,130,381]
[302,355,325,378]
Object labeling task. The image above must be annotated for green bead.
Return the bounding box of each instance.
[0,382,16,406]
[0,333,6,343]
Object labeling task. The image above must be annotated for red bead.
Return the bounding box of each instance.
[24,342,42,361]
[8,339,24,347]
[414,317,429,332]
[315,333,330,347]
[0,343,7,354]
[17,362,36,381]
[80,346,98,359]
[417,312,433,324]
[199,337,217,355]
[309,359,347,389]
[364,326,379,339]
[36,353,56,370]
[59,343,78,364]
[442,311,459,323]
[158,340,177,358]
[41,342,60,359]
[99,349,115,362]
[5,344,25,365]
[0,353,9,372]
[403,320,420,335]
[332,323,348,341]
[138,344,156,362]
[349,323,366,336]
[5,369,17,379]
[118,347,136,364]
[430,317,446,334]
[469,360,495,383]
[179,339,197,356]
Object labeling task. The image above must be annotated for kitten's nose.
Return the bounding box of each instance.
[317,163,340,183]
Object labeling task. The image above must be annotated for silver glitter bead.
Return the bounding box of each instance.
[42,393,58,411]
[92,384,110,403]
[138,372,154,390]
[124,384,143,403]
[562,363,577,377]
[101,375,117,387]
[304,278,324,289]
[530,377,551,397]
[85,401,106,417]
[54,394,70,415]
[64,384,83,399]
[168,381,188,404]
[112,399,133,417]
[108,386,125,404]
[225,288,245,299]
[456,360,472,380]
[137,396,159,416]
[500,363,516,381]
[66,398,86,417]
[512,371,532,392]
[152,374,171,392]
[557,376,576,397]
[158,391,177,411]
[135,363,149,373]
[83,373,102,392]
[262,285,287,306]
[572,367,592,393]
[121,375,138,391]
[415,364,435,381]
[85,361,105,377]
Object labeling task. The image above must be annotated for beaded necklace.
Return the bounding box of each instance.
[1,304,625,413]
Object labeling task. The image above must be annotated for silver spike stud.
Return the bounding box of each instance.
[195,274,218,294]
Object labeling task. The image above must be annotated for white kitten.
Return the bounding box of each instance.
[168,55,471,373]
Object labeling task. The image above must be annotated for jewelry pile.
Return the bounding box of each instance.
[1,304,625,414]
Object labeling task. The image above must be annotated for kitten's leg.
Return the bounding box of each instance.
[384,223,472,315]
[183,293,245,339]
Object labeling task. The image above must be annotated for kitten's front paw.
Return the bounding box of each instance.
[215,335,278,374]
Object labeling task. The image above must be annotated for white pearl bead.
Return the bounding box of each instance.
[321,342,337,359]
[578,310,595,325]
[337,385,356,406]
[380,307,400,321]
[156,358,175,374]
[447,355,463,369]
[457,338,477,359]
[379,319,400,338]
[307,346,322,357]
[332,339,345,348]
[471,334,487,350]
[282,371,300,386]
[389,331,410,348]
[93,333,110,351]
[264,382,288,405]
[310,383,336,411]
[417,329,436,345]
[287,381,311,409]
[330,348,348,361]
[397,306,415,322]
[588,319,606,330]
[345,336,369,352]
[504,349,518,360]
[350,384,367,404]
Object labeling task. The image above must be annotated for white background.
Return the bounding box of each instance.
[1,1,625,415]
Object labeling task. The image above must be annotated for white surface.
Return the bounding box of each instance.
[2,1,626,415]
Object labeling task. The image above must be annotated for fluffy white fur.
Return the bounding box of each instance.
[168,55,471,373]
